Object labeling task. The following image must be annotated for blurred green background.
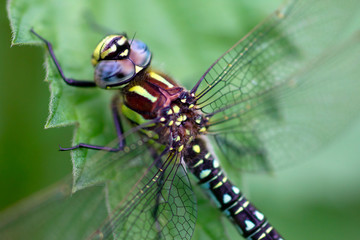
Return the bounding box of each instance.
[0,0,73,209]
[1,0,360,239]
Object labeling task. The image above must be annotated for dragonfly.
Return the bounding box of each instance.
[5,0,360,239]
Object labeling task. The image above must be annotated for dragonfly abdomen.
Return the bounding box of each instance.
[185,138,284,240]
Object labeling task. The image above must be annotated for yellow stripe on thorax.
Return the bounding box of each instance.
[128,85,157,103]
[149,71,174,88]
[121,104,149,125]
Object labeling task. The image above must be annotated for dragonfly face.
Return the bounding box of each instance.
[92,35,152,89]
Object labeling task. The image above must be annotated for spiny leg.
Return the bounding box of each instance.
[30,28,97,87]
[60,95,125,152]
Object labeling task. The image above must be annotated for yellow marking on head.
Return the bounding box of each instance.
[175,121,181,126]
[182,115,187,121]
[175,136,181,142]
[140,190,144,193]
[100,44,117,59]
[234,207,243,215]
[199,127,206,133]
[91,58,98,66]
[93,35,120,60]
[117,37,126,46]
[167,109,173,115]
[173,105,180,114]
[195,119,201,124]
[185,129,190,135]
[192,159,204,168]
[192,145,201,153]
[135,66,143,73]
[129,86,157,103]
[160,117,166,122]
[149,71,174,88]
[189,104,194,109]
[168,120,174,126]
[243,201,249,208]
[181,98,186,103]
[119,48,129,57]
[205,153,211,159]
[213,181,223,189]
[178,145,184,152]
[222,177,227,182]
[159,168,163,172]
[146,185,150,188]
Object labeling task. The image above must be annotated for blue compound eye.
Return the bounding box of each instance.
[132,40,147,52]
[94,59,135,88]
[129,39,152,68]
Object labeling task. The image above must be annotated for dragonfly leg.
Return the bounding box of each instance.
[30,28,97,87]
[60,96,125,152]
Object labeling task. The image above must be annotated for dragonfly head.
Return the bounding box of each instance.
[92,34,152,89]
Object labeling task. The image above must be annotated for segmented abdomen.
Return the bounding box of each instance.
[184,138,284,240]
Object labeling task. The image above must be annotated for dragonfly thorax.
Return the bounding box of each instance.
[121,70,208,152]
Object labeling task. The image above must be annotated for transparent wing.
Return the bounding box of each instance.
[89,149,196,240]
[1,126,197,240]
[71,117,197,239]
[192,0,360,171]
[0,179,107,240]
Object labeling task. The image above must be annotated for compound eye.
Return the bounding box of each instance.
[92,35,130,66]
[94,59,135,88]
[129,39,152,67]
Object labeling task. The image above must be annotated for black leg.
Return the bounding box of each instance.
[60,96,125,152]
[30,28,97,87]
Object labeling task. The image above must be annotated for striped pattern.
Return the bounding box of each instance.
[123,71,183,120]
[185,138,283,240]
